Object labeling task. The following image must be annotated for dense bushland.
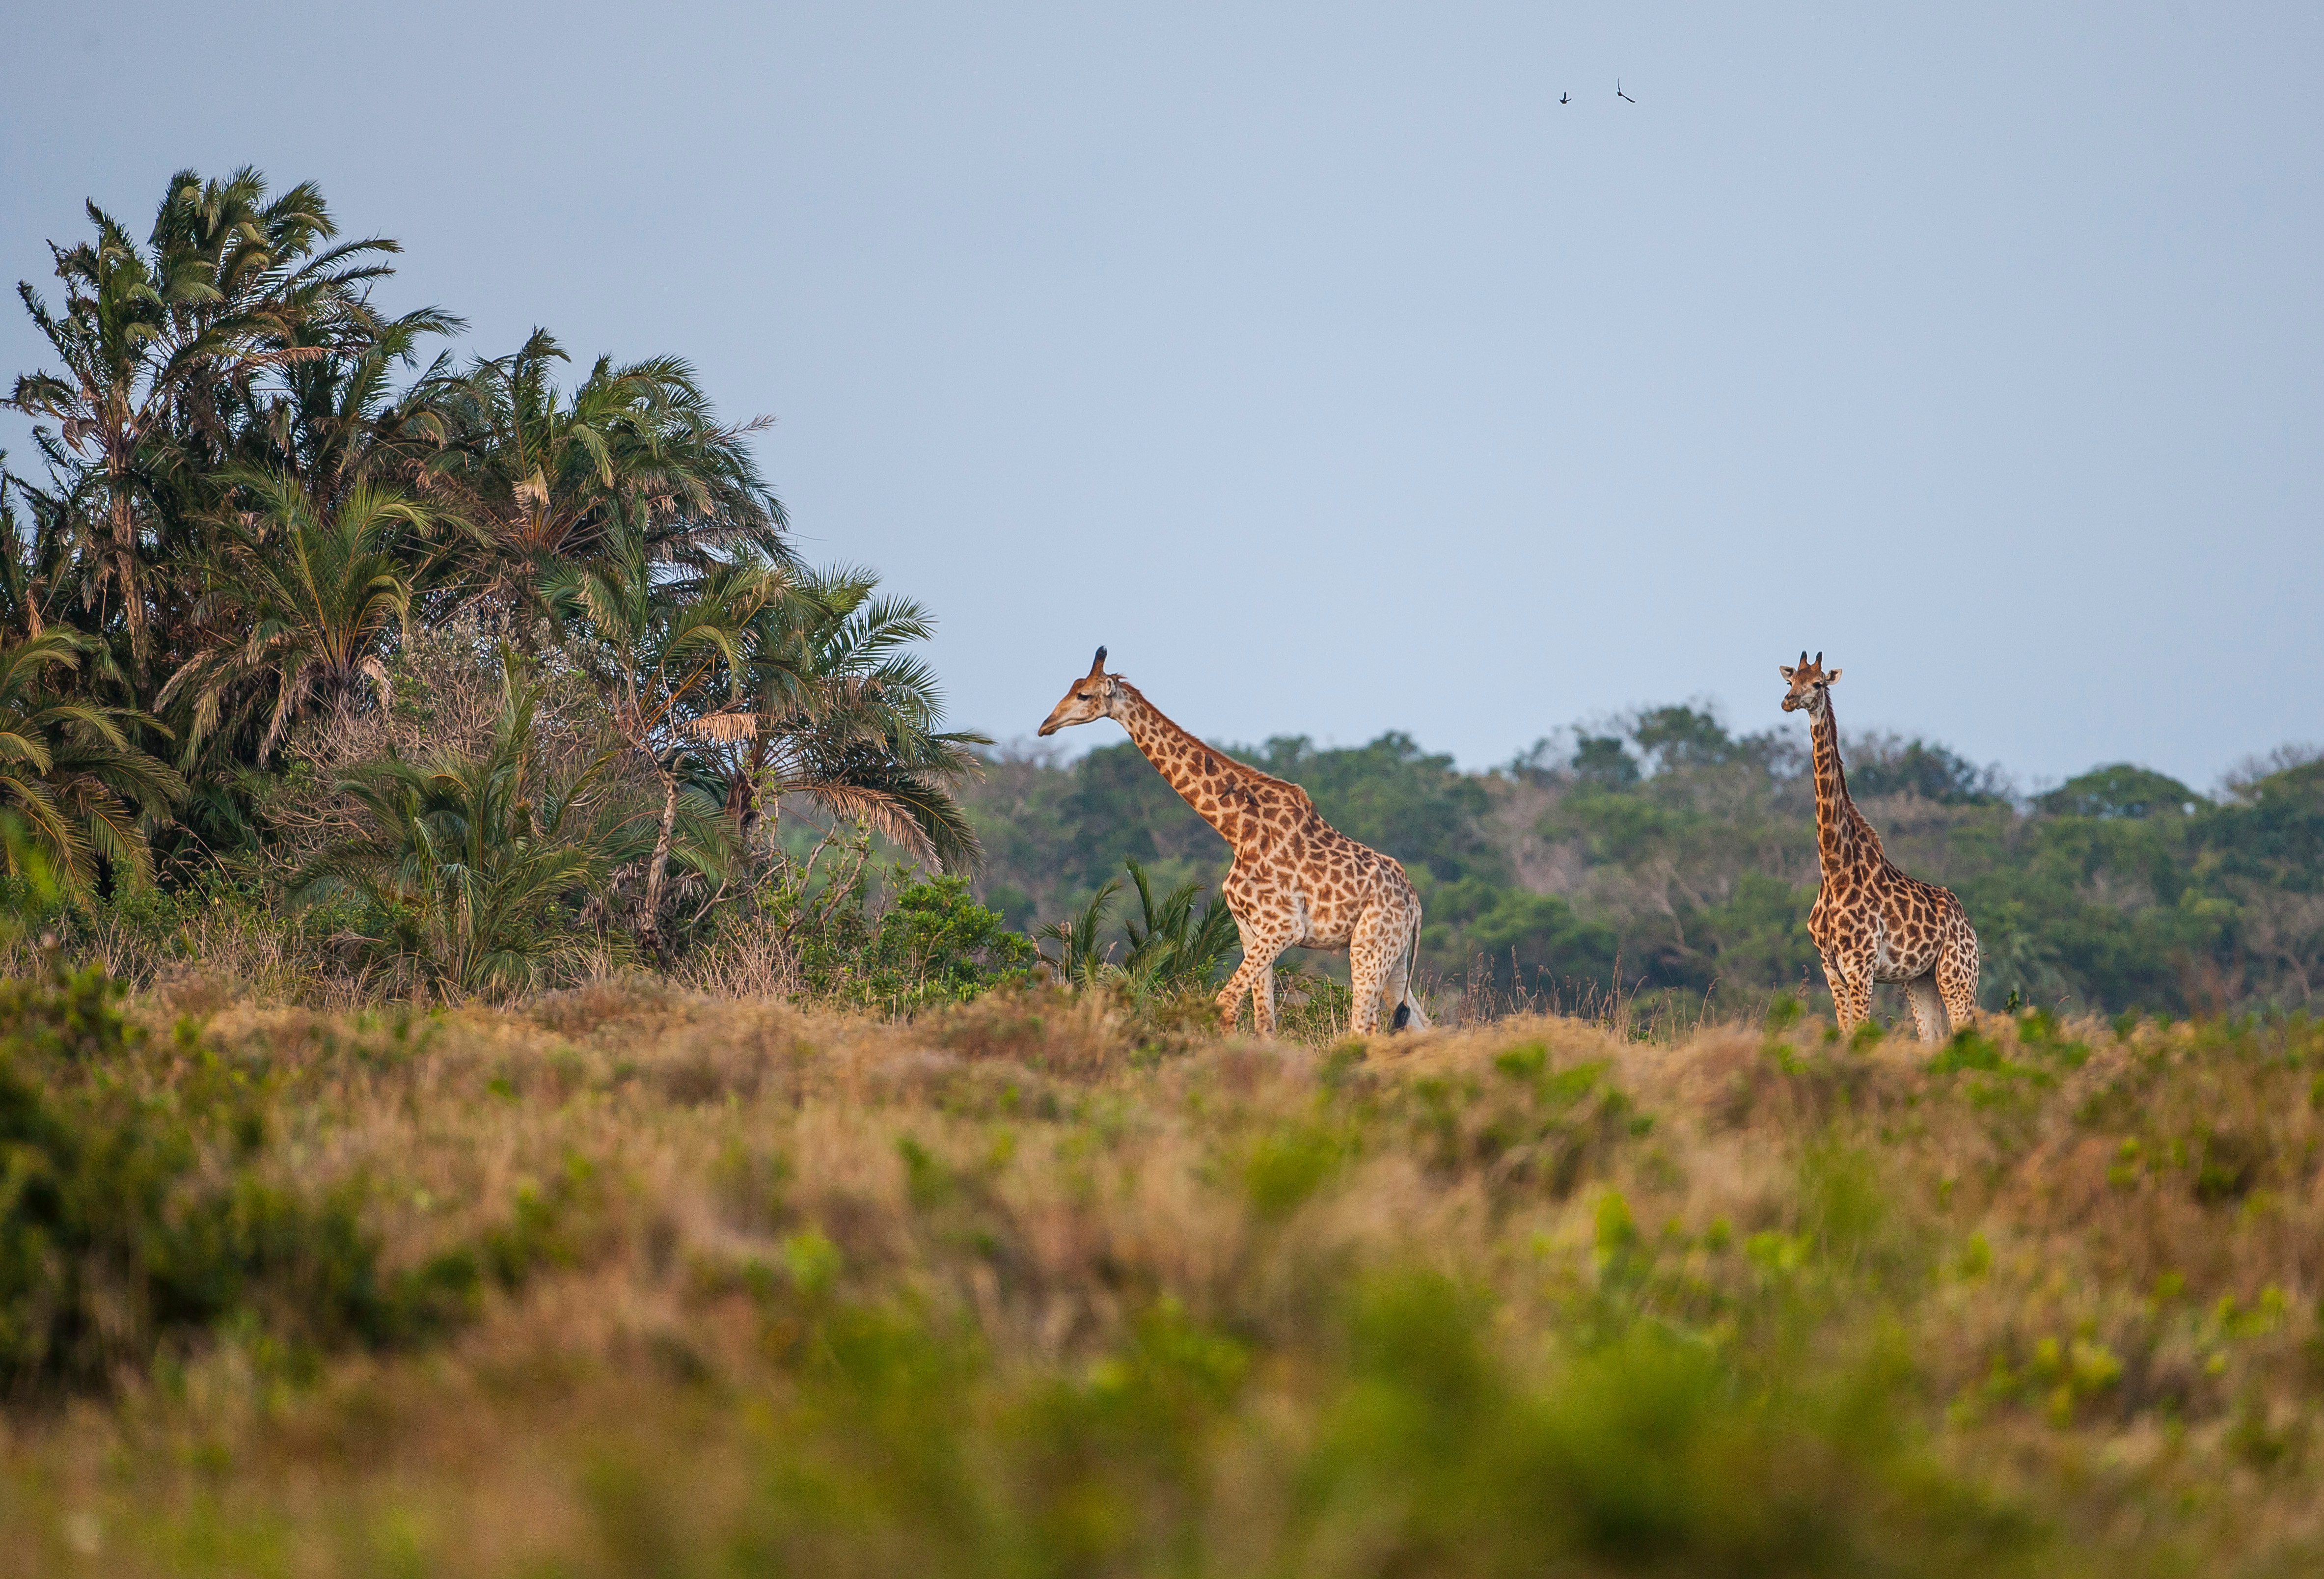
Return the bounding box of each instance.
[3,969,2323,1574]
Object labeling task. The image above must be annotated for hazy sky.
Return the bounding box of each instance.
[5,2,2318,792]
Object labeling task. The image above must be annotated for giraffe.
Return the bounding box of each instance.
[1780,652,1980,1043]
[1039,648,1428,1036]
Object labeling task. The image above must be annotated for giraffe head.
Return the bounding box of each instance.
[1778,651,1842,716]
[1038,647,1123,736]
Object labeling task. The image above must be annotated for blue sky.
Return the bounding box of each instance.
[5,1,2318,791]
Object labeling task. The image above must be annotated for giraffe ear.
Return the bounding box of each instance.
[1779,665,1796,680]
[1825,667,1842,685]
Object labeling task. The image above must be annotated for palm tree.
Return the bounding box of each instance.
[226,311,465,513]
[159,470,422,763]
[8,204,210,664]
[428,330,789,626]
[293,668,664,998]
[0,630,184,886]
[0,455,78,640]
[686,564,985,873]
[544,532,777,950]
[7,168,405,675]
[1036,860,1238,994]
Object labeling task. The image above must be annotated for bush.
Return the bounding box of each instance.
[0,960,582,1392]
[784,867,1039,1014]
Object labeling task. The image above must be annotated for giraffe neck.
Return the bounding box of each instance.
[1809,697,1883,874]
[1110,682,1255,846]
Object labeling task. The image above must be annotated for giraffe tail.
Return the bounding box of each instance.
[1391,913,1430,1031]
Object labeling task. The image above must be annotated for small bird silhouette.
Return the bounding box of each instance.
[1616,78,1635,103]
[1559,91,1570,104]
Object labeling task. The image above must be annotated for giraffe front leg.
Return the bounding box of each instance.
[1219,924,1294,1038]
[1251,955,1280,1036]
[1215,953,1258,1033]
[1822,952,1872,1033]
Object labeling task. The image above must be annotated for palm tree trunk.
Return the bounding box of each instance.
[640,766,681,953]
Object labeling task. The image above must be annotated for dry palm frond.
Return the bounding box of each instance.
[682,711,760,743]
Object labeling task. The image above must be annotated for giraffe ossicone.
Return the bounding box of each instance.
[1780,652,1980,1043]
[1039,648,1427,1037]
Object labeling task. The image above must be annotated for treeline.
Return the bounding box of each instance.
[963,707,2324,1017]
[0,167,1026,1004]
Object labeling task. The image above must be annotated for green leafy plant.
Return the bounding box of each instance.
[292,663,675,997]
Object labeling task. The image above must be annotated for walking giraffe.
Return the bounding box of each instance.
[1039,648,1428,1035]
[1781,652,1980,1042]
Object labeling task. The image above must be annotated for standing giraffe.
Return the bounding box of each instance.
[1039,648,1428,1036]
[1780,652,1980,1042]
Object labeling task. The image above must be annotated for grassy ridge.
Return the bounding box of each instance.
[1,981,2321,1576]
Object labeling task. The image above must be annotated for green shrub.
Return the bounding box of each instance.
[0,960,590,1391]
[768,864,1038,1014]
[0,963,374,1386]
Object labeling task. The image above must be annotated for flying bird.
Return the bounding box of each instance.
[1616,79,1635,102]
[1559,91,1570,104]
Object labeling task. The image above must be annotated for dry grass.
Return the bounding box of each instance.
[1,985,2320,1576]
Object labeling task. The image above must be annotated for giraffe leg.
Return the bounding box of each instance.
[1937,919,1980,1033]
[1823,952,1872,1033]
[1217,924,1293,1037]
[1349,903,1403,1035]
[1903,973,1946,1043]
[1394,910,1430,1030]
[1249,946,1287,1037]
[1214,954,1258,1033]
[1375,910,1422,1033]
[1213,907,1262,1031]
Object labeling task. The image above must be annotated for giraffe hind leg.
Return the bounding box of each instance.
[1348,906,1398,1036]
[1937,922,1980,1032]
[1387,912,1427,1031]
[1903,973,1946,1043]
[1348,941,1381,1036]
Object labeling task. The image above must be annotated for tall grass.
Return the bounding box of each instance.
[1,977,2321,1575]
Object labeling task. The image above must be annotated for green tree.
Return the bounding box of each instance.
[544,536,774,951]
[0,631,182,886]
[430,330,788,625]
[6,169,401,674]
[2038,764,2202,820]
[692,564,984,872]
[1846,736,2009,805]
[159,471,421,762]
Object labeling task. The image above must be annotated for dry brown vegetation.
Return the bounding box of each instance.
[2,980,2321,1576]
